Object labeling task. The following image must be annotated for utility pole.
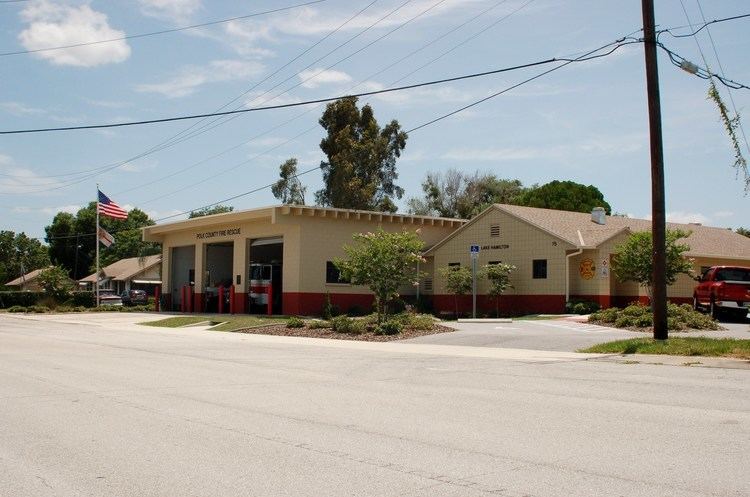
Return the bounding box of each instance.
[641,0,668,340]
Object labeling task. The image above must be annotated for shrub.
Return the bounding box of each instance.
[390,312,435,330]
[374,320,402,335]
[566,300,601,315]
[667,317,685,331]
[589,307,618,323]
[71,291,95,308]
[7,305,26,313]
[55,306,74,313]
[322,292,340,320]
[0,291,43,308]
[330,315,365,334]
[27,305,49,313]
[634,314,653,328]
[621,304,649,317]
[286,316,305,328]
[614,315,635,328]
[38,296,58,310]
[307,319,331,329]
[346,305,367,317]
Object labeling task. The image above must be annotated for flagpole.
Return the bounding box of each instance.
[96,183,100,307]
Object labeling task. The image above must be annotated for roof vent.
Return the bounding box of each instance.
[591,207,606,225]
[688,222,702,226]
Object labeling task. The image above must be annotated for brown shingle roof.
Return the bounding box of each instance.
[496,204,750,259]
[426,204,750,260]
[5,267,53,287]
[80,255,161,283]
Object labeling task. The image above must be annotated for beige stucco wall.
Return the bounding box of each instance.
[430,208,576,296]
[149,208,458,297]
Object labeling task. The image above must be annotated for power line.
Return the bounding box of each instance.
[658,42,750,90]
[113,0,514,200]
[148,38,638,222]
[0,59,563,136]
[0,0,389,189]
[0,0,327,57]
[406,39,637,133]
[0,0,384,188]
[656,12,750,40]
[692,1,750,156]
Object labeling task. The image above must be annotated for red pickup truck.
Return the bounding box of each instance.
[693,266,750,319]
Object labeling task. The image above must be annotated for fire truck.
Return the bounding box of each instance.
[249,263,282,314]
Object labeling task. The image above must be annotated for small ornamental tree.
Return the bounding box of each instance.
[612,229,694,305]
[438,265,472,318]
[482,262,515,317]
[334,228,425,324]
[37,266,73,302]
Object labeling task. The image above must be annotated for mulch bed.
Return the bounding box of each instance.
[232,323,455,342]
[587,319,726,333]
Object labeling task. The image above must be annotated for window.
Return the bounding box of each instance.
[423,278,433,291]
[448,262,460,268]
[326,261,349,284]
[532,259,547,279]
[488,260,502,265]
[490,224,500,237]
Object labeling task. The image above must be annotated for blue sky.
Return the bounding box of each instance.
[1,0,748,240]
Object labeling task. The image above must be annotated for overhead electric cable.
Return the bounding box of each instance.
[0,59,561,136]
[692,1,750,156]
[656,13,750,40]
[0,0,327,57]
[0,0,384,186]
[146,38,639,220]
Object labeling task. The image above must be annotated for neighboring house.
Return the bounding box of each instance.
[424,204,750,314]
[79,255,162,295]
[4,266,54,291]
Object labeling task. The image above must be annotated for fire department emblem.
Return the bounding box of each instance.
[579,259,596,280]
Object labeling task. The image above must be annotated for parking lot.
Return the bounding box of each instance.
[406,317,750,351]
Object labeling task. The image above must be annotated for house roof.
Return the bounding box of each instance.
[5,266,53,286]
[80,255,161,283]
[426,204,750,260]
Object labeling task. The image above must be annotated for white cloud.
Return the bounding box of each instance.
[19,0,130,67]
[0,153,65,194]
[298,68,352,89]
[84,99,130,109]
[713,210,734,219]
[138,0,201,23]
[244,91,301,108]
[13,204,80,215]
[136,59,265,98]
[246,137,288,148]
[0,101,46,116]
[218,0,479,57]
[442,134,644,162]
[665,211,711,225]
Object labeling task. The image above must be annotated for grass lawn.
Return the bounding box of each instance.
[140,315,284,331]
[580,337,750,359]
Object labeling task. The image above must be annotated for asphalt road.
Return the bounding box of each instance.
[1,314,748,497]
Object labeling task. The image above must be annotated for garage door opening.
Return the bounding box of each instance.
[204,242,233,313]
[170,245,195,311]
[248,237,283,314]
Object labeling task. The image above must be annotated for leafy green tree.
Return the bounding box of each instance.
[316,97,407,212]
[334,228,424,324]
[271,158,306,205]
[515,180,612,214]
[0,230,50,287]
[407,169,526,219]
[37,266,73,302]
[737,227,750,238]
[612,229,694,304]
[45,203,160,279]
[188,205,234,218]
[438,265,473,318]
[482,262,515,317]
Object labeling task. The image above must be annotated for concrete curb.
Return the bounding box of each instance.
[457,318,513,323]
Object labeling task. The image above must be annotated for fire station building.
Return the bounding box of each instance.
[142,205,463,315]
[142,203,750,316]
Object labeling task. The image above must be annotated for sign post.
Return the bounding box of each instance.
[470,244,480,318]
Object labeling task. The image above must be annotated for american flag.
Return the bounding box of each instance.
[97,190,128,220]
